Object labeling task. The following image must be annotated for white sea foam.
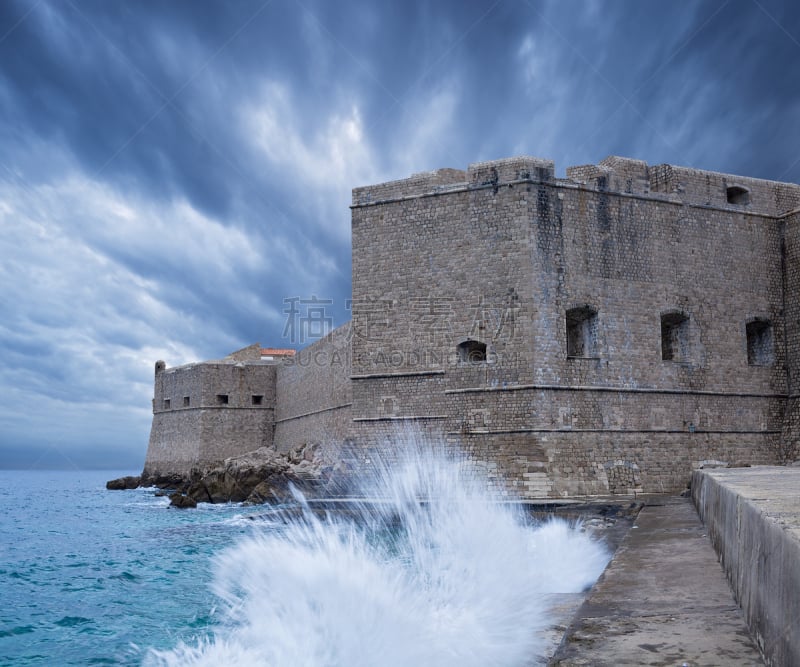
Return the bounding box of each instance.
[144,440,609,667]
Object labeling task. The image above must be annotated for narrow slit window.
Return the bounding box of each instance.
[457,339,487,363]
[380,396,396,416]
[216,394,229,405]
[661,311,689,361]
[566,306,598,357]
[746,319,774,366]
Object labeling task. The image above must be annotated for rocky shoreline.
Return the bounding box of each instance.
[107,443,347,508]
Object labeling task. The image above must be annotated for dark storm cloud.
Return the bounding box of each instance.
[0,0,299,214]
[2,0,800,467]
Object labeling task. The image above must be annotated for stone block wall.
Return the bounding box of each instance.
[274,323,353,453]
[781,210,800,461]
[144,409,204,478]
[347,155,797,495]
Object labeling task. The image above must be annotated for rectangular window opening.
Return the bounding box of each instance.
[163,399,171,409]
[661,312,689,361]
[183,396,190,407]
[216,394,229,405]
[566,306,598,358]
[746,319,774,366]
[252,394,263,405]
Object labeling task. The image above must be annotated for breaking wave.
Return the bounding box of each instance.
[144,441,609,667]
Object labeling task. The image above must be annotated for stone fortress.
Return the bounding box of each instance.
[143,155,800,497]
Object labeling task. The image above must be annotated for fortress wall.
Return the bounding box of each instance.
[567,157,800,216]
[143,410,203,478]
[566,156,649,196]
[648,164,798,215]
[342,419,775,497]
[351,373,448,420]
[193,362,277,465]
[527,177,786,490]
[781,210,800,460]
[535,185,786,394]
[193,362,276,411]
[447,387,783,434]
[274,323,352,452]
[351,156,543,386]
[467,431,775,497]
[347,155,793,497]
[352,156,787,395]
[352,167,466,205]
[198,407,274,463]
[349,383,779,495]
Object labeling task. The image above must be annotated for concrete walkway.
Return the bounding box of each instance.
[550,496,763,666]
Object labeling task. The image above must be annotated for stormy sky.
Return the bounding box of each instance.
[2,0,799,469]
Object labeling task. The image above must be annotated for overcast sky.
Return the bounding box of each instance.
[2,0,799,469]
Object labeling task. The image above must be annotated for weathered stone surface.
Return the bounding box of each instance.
[105,476,140,490]
[168,493,197,509]
[169,445,338,506]
[139,472,186,490]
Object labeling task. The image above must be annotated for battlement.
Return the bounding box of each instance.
[466,156,555,187]
[353,154,800,218]
[152,356,277,414]
[351,167,466,206]
[567,155,800,217]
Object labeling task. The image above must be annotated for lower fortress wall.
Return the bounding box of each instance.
[693,467,800,666]
[781,211,800,461]
[144,407,275,477]
[347,373,781,494]
[144,410,203,477]
[347,424,776,497]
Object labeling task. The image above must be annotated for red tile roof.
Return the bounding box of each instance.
[260,348,296,356]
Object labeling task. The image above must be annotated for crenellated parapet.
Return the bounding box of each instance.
[567,155,800,216]
[353,154,800,218]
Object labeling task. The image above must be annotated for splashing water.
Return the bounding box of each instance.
[144,442,610,667]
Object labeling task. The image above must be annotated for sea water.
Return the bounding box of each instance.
[0,447,610,667]
[0,468,251,666]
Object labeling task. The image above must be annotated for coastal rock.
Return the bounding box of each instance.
[184,447,296,504]
[243,474,296,504]
[139,472,187,490]
[169,493,197,509]
[149,444,344,507]
[106,476,140,490]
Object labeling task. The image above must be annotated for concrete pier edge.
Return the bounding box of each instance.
[692,466,800,666]
[549,495,762,665]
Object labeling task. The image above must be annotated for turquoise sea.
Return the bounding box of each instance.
[0,452,611,667]
[0,470,251,666]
